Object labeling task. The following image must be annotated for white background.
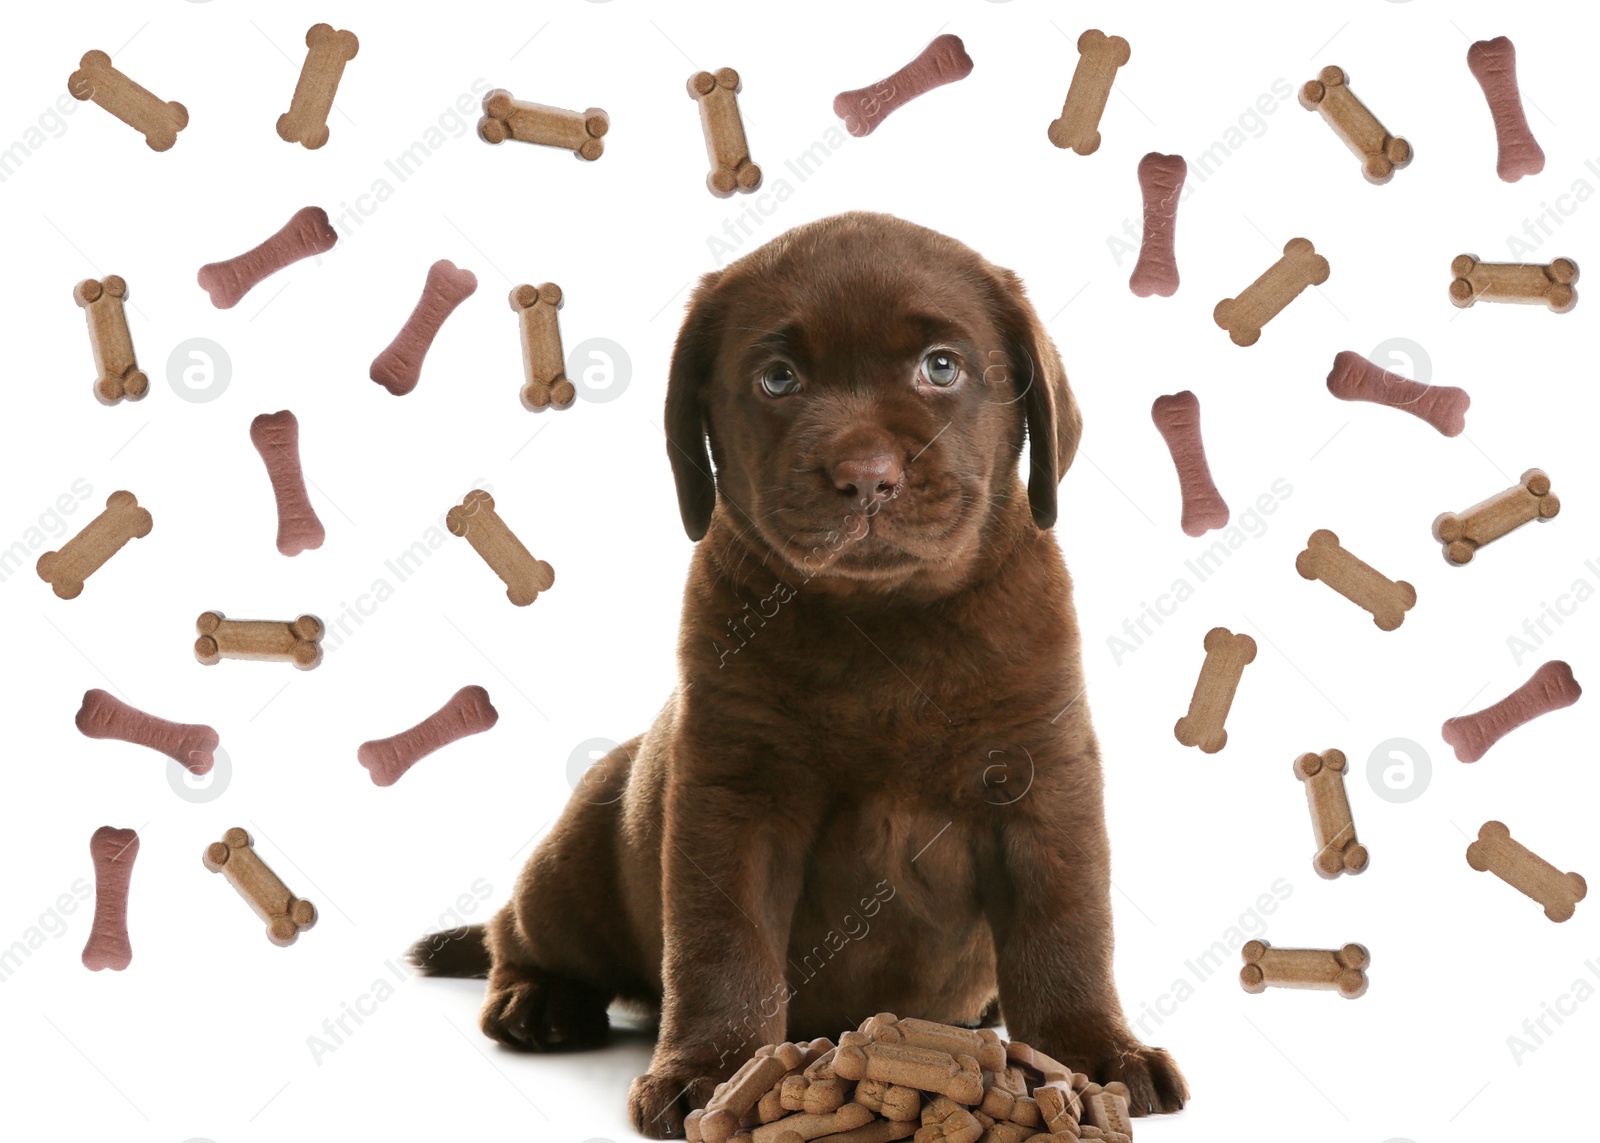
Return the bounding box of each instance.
[1,2,1596,1141]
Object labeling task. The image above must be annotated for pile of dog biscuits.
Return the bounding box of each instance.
[686,1015,1130,1143]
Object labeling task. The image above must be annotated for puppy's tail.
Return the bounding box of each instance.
[407,923,491,978]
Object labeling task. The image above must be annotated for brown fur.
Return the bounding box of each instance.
[410,212,1187,1136]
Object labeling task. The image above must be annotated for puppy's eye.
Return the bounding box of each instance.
[920,350,963,388]
[760,363,801,397]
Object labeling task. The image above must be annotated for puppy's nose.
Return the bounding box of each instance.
[832,454,904,500]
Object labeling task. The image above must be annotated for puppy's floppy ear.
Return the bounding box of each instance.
[988,266,1082,530]
[665,271,726,541]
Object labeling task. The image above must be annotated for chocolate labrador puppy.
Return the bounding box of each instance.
[411,212,1187,1136]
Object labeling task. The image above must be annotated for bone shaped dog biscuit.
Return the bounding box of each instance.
[36,490,152,600]
[358,685,499,787]
[1032,1079,1084,1133]
[781,1072,849,1115]
[1299,65,1410,184]
[1047,30,1130,154]
[1467,820,1586,922]
[849,1077,920,1121]
[1079,1083,1132,1140]
[833,1036,984,1105]
[198,206,338,309]
[203,827,317,945]
[817,1122,916,1143]
[250,410,325,556]
[1467,37,1544,182]
[1214,238,1329,346]
[1003,1040,1074,1087]
[834,34,973,138]
[1450,255,1577,313]
[916,1100,982,1143]
[76,688,217,775]
[478,89,608,160]
[751,1104,873,1143]
[83,826,139,971]
[509,282,575,411]
[858,1013,1006,1073]
[195,611,325,670]
[690,69,762,197]
[1325,350,1469,437]
[1151,391,1228,537]
[700,1043,809,1143]
[1294,749,1368,878]
[1174,626,1255,753]
[68,50,188,151]
[1434,468,1559,564]
[1240,940,1369,998]
[447,491,554,606]
[1129,153,1186,297]
[978,1065,1042,1127]
[277,23,358,150]
[1442,660,1580,764]
[1295,529,1415,631]
[370,259,478,396]
[74,277,148,405]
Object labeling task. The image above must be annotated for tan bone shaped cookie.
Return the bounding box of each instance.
[1433,468,1558,564]
[700,1042,809,1143]
[1450,254,1577,313]
[195,611,324,670]
[37,490,152,599]
[1299,65,1410,183]
[509,282,575,411]
[1467,820,1586,922]
[1214,238,1329,346]
[74,276,148,405]
[1240,940,1369,998]
[1294,749,1368,878]
[1295,529,1415,631]
[690,68,762,197]
[1047,30,1130,154]
[446,490,554,606]
[277,23,359,150]
[203,827,317,945]
[834,1035,984,1105]
[68,50,188,151]
[478,89,608,160]
[1173,626,1256,753]
[859,1014,1006,1073]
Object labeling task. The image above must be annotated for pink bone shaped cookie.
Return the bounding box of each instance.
[76,688,217,775]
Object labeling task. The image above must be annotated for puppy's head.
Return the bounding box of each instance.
[666,212,1080,593]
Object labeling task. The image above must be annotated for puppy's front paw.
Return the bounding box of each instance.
[479,966,610,1051]
[628,1070,719,1140]
[1042,1033,1189,1115]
